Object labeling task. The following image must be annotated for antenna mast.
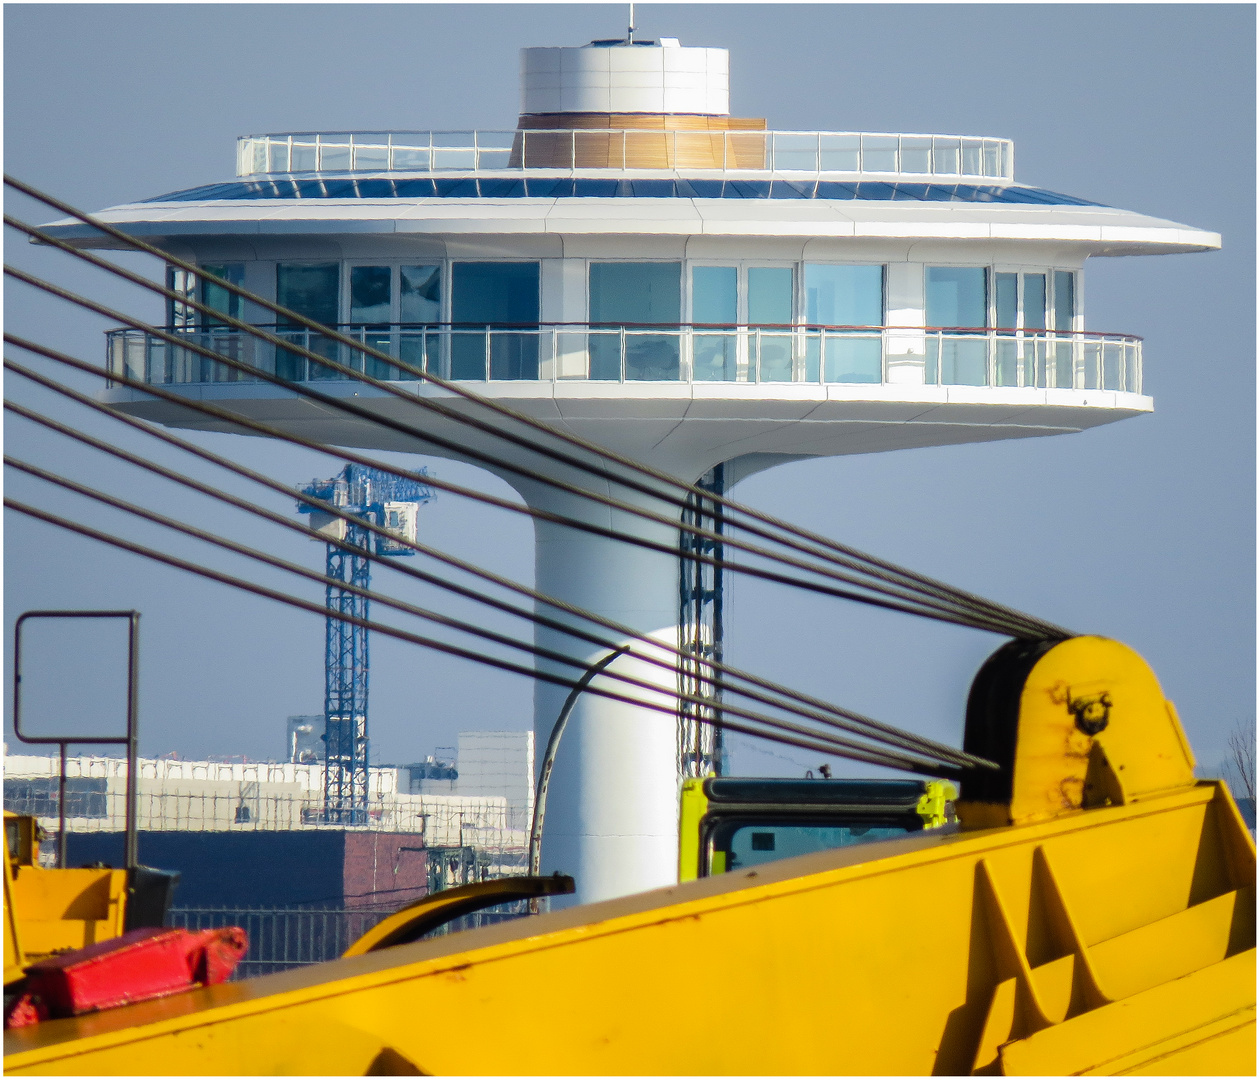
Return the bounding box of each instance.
[627,2,635,44]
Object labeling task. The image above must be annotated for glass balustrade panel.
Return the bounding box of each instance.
[900,137,932,174]
[319,144,352,171]
[823,332,882,383]
[819,135,860,172]
[268,139,290,173]
[1103,343,1122,391]
[756,331,795,382]
[772,134,818,171]
[1082,341,1100,390]
[352,146,389,171]
[291,142,318,172]
[861,135,898,172]
[932,137,961,175]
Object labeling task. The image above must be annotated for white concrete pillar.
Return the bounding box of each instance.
[516,476,682,905]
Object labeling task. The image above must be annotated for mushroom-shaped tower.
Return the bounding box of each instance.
[58,35,1218,905]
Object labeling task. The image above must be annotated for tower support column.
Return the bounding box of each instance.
[520,478,683,905]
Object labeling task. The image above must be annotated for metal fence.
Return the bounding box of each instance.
[168,899,533,979]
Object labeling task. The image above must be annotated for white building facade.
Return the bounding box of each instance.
[52,36,1219,905]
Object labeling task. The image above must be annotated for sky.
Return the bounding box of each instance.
[2,3,1254,782]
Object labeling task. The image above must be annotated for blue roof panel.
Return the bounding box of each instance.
[141,177,1104,207]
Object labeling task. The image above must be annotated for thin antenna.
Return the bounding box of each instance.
[627,1,635,44]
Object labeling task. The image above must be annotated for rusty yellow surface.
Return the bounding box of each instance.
[958,636,1197,829]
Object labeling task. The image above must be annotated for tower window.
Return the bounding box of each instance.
[926,267,987,385]
[276,263,340,380]
[450,262,540,380]
[588,262,682,381]
[199,264,245,329]
[806,265,884,384]
[925,266,986,329]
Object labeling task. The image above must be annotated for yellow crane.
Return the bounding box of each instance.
[4,635,1253,1075]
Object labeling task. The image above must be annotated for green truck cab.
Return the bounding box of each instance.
[679,777,957,881]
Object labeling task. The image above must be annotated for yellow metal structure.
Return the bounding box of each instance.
[678,776,707,882]
[3,813,128,984]
[4,637,1254,1075]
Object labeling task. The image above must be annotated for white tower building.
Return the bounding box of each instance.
[59,35,1218,905]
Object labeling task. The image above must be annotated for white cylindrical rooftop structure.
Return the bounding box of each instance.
[520,41,730,116]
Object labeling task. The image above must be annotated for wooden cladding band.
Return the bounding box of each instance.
[511,113,769,170]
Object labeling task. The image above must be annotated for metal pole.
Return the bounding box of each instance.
[528,646,629,881]
[57,742,68,868]
[124,611,141,870]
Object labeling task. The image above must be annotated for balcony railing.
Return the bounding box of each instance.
[107,325,1143,394]
[236,131,1015,181]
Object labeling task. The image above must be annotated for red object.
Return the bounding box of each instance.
[5,926,248,1028]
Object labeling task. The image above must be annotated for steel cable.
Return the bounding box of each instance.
[3,495,965,776]
[3,317,1025,640]
[4,377,993,773]
[9,454,970,775]
[5,337,1012,770]
[0,234,1043,639]
[3,255,1050,641]
[3,180,1067,639]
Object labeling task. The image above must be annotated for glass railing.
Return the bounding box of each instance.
[236,131,1015,181]
[107,326,1142,393]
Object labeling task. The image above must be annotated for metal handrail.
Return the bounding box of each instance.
[151,320,1142,339]
[12,610,141,870]
[236,130,1015,181]
[106,325,1144,394]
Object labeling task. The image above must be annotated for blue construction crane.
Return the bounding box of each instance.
[297,464,435,824]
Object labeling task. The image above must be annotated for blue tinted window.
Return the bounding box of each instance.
[747,267,794,326]
[804,265,883,327]
[723,823,914,870]
[276,263,339,325]
[199,263,244,328]
[275,263,340,379]
[589,262,681,324]
[1023,274,1046,331]
[1053,271,1075,331]
[589,263,681,381]
[400,266,441,323]
[691,266,737,325]
[451,262,539,380]
[349,266,391,324]
[926,267,986,328]
[995,273,1017,330]
[452,262,539,325]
